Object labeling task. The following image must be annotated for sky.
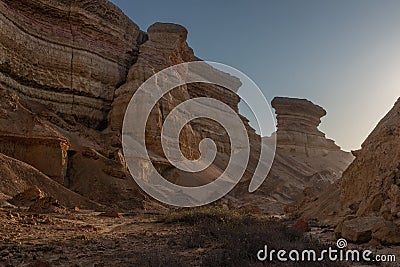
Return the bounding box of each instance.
[110,0,400,151]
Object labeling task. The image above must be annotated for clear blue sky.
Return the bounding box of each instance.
[110,0,400,151]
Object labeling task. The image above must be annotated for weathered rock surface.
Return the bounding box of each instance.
[340,98,400,219]
[0,0,140,128]
[10,186,66,213]
[0,0,145,210]
[332,98,400,244]
[338,216,384,243]
[297,98,400,245]
[109,22,201,161]
[250,98,354,214]
[0,135,69,184]
[0,0,353,216]
[372,220,400,245]
[108,22,260,190]
[271,97,341,156]
[0,153,100,209]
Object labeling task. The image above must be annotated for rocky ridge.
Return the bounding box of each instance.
[336,98,400,244]
[297,98,400,245]
[247,97,354,214]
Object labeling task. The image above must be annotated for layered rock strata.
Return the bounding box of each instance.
[271,97,340,156]
[0,0,140,128]
[108,22,259,174]
[0,0,354,214]
[250,97,354,214]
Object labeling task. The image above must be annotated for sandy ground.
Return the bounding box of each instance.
[0,207,200,267]
[0,206,399,267]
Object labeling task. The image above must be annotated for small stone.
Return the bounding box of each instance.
[99,211,122,218]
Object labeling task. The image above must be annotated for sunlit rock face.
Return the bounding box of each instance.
[335,98,400,244]
[0,0,355,214]
[107,22,263,196]
[0,0,141,128]
[108,22,258,165]
[295,97,400,245]
[340,98,400,221]
[249,97,354,215]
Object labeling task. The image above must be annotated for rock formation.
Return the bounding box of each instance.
[0,0,352,215]
[108,21,261,189]
[0,0,141,128]
[249,97,354,214]
[0,0,257,209]
[296,98,400,245]
[0,0,145,209]
[0,135,69,184]
[334,98,400,244]
[271,97,340,156]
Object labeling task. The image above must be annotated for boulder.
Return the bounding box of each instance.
[372,220,400,245]
[339,216,384,243]
[10,186,45,207]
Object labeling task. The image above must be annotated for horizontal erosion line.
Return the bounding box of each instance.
[0,64,109,100]
[0,10,130,69]
[0,73,111,111]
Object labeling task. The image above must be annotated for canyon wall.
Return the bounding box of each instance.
[247,97,353,214]
[296,98,400,245]
[0,0,140,128]
[335,98,400,244]
[0,0,353,214]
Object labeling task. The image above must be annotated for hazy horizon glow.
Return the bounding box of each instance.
[111,0,400,151]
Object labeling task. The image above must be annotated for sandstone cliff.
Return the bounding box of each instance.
[297,98,400,245]
[0,0,141,129]
[0,0,255,210]
[243,97,353,214]
[336,98,400,244]
[0,0,352,214]
[0,0,145,209]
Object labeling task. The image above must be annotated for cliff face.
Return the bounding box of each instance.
[296,98,400,245]
[247,97,353,214]
[0,0,145,209]
[272,97,340,156]
[0,0,255,209]
[0,0,140,128]
[0,0,352,213]
[335,98,400,243]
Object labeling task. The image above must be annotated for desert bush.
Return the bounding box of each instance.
[163,206,347,266]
